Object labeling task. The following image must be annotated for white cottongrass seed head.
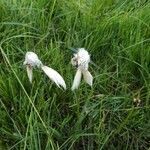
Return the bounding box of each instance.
[23,51,66,90]
[23,52,42,68]
[71,48,93,90]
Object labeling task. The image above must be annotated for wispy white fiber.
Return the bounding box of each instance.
[71,48,93,90]
[23,52,66,89]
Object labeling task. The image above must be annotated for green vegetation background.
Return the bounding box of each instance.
[0,0,150,149]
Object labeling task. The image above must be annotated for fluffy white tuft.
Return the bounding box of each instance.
[82,70,93,86]
[24,52,42,67]
[26,65,33,83]
[41,65,66,90]
[77,48,90,69]
[77,48,90,62]
[71,69,82,91]
[71,48,90,71]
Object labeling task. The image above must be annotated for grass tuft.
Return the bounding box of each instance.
[0,0,150,149]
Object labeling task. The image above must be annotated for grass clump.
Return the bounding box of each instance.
[0,0,150,149]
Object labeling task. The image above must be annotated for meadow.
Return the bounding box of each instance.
[0,0,150,149]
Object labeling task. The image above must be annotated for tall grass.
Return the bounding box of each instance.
[0,0,150,149]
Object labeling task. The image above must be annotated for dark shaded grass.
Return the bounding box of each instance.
[0,0,150,149]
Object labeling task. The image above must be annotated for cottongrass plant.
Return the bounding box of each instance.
[1,0,149,149]
[23,52,66,90]
[71,48,93,90]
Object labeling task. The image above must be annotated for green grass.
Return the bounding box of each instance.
[0,0,150,149]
